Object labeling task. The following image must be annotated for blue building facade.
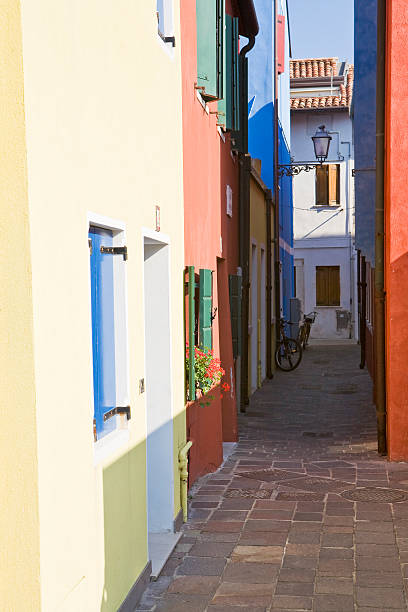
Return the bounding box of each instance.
[354,0,377,265]
[247,0,293,318]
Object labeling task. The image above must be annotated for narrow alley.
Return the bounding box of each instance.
[137,344,408,611]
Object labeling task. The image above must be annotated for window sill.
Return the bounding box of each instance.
[312,205,342,210]
[93,427,130,467]
[315,305,342,309]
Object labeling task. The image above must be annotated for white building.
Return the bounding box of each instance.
[290,58,357,340]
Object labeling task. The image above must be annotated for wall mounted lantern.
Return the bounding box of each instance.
[311,125,332,164]
[278,124,333,177]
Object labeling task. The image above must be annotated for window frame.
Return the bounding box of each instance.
[316,265,341,307]
[315,164,340,206]
[88,213,130,460]
[156,0,175,47]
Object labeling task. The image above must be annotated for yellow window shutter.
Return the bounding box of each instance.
[316,166,328,205]
[328,164,340,205]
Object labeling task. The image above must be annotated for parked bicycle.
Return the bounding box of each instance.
[297,311,318,350]
[275,318,303,371]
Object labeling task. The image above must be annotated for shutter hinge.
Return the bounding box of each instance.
[88,238,92,254]
[103,406,131,422]
[100,245,128,261]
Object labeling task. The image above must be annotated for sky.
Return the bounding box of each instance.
[287,0,354,62]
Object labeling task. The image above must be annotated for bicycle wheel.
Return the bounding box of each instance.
[275,338,303,371]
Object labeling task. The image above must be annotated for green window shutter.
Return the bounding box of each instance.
[199,268,213,350]
[188,266,196,400]
[196,0,224,101]
[218,15,239,131]
[229,274,242,358]
[232,17,240,131]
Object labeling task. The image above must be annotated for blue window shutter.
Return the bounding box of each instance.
[199,269,213,350]
[89,227,117,440]
[196,0,224,100]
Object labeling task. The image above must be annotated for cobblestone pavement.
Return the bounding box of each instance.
[137,345,408,611]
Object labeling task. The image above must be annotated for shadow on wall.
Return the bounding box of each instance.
[99,408,185,612]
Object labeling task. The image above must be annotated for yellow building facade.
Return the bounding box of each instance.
[0,2,185,610]
[248,159,276,395]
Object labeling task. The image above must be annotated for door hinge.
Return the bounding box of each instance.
[100,245,128,261]
[103,406,131,422]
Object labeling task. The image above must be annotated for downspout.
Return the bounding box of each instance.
[273,0,281,336]
[375,0,386,455]
[238,34,255,412]
[360,254,367,369]
[179,441,193,522]
[266,188,273,378]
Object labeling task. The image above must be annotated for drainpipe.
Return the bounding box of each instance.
[273,0,281,336]
[266,188,274,378]
[374,0,386,455]
[341,139,354,339]
[360,254,367,369]
[238,34,256,412]
[179,441,193,522]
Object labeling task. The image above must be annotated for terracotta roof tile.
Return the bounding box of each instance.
[290,57,338,79]
[290,58,353,111]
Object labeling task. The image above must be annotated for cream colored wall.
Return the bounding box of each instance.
[18,1,185,610]
[0,2,41,610]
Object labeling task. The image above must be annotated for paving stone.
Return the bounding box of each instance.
[220,499,255,510]
[285,543,320,557]
[282,556,318,570]
[275,582,314,596]
[354,531,396,544]
[202,521,243,532]
[278,568,316,583]
[293,512,323,522]
[211,582,274,607]
[231,545,284,564]
[244,520,291,532]
[210,510,248,521]
[319,547,353,560]
[318,558,354,577]
[355,543,399,557]
[315,577,353,595]
[355,571,404,587]
[355,556,402,572]
[313,594,354,611]
[287,530,321,544]
[166,575,219,594]
[199,532,241,542]
[154,593,210,611]
[250,509,294,520]
[239,531,287,546]
[321,533,353,547]
[177,556,227,576]
[271,595,312,609]
[222,561,279,583]
[188,541,235,557]
[356,586,406,609]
